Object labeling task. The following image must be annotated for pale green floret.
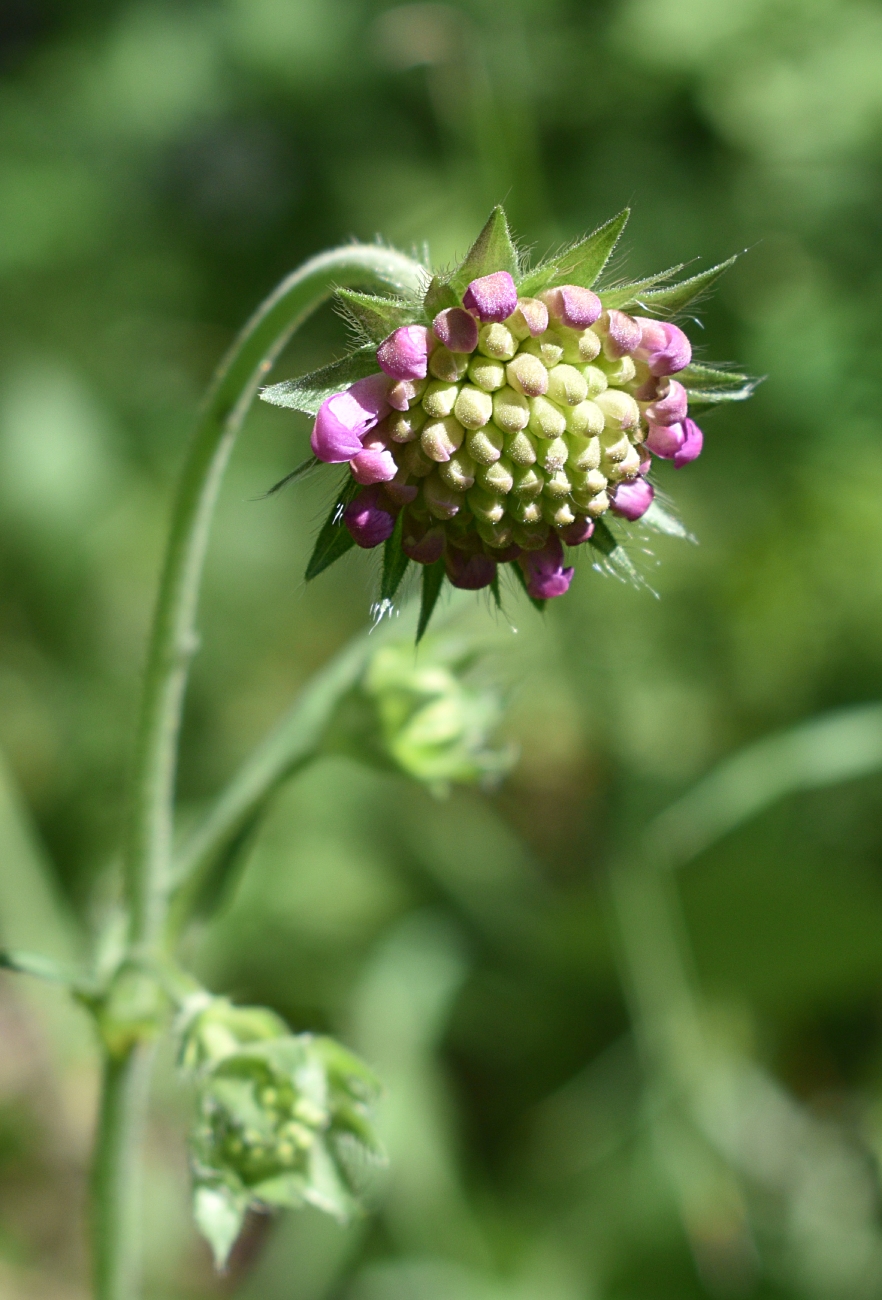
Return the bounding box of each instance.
[399,440,434,477]
[511,497,545,525]
[454,384,493,429]
[477,322,517,360]
[598,354,637,386]
[528,395,567,440]
[510,463,545,498]
[543,498,576,527]
[503,429,537,466]
[594,389,640,430]
[506,352,548,397]
[512,520,550,549]
[422,380,460,418]
[544,467,572,498]
[467,354,506,392]
[520,331,565,368]
[467,485,505,523]
[424,470,463,519]
[387,405,426,442]
[466,424,504,465]
[570,467,607,494]
[581,365,609,398]
[546,363,588,407]
[476,456,514,494]
[600,427,634,462]
[556,327,602,364]
[565,399,605,438]
[429,346,470,382]
[421,415,464,462]
[477,518,515,549]
[492,386,530,433]
[565,433,602,471]
[439,448,476,491]
[539,436,569,472]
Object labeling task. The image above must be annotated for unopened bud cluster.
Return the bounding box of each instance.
[312,272,700,599]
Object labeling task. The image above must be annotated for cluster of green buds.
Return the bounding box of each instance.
[178,994,384,1268]
[262,208,753,634]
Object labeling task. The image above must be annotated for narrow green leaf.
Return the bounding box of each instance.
[589,518,642,585]
[678,361,750,387]
[0,948,81,985]
[635,255,738,314]
[639,499,695,542]
[416,559,446,643]
[510,559,546,613]
[380,511,410,603]
[489,569,502,609]
[193,1185,246,1270]
[684,381,759,406]
[260,345,379,416]
[598,264,687,309]
[304,476,360,582]
[260,455,320,498]
[423,275,460,318]
[448,206,519,298]
[518,210,630,295]
[335,290,420,343]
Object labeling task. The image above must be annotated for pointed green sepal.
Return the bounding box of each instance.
[489,569,502,610]
[423,275,460,318]
[678,362,750,387]
[633,255,739,314]
[598,264,687,310]
[260,455,320,498]
[304,475,360,581]
[510,559,546,613]
[639,499,695,542]
[379,511,410,604]
[0,948,85,987]
[260,345,380,417]
[519,209,631,296]
[193,1185,247,1270]
[336,290,421,343]
[416,558,446,643]
[588,518,642,586]
[448,206,519,299]
[684,380,760,406]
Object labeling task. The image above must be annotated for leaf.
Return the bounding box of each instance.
[588,518,642,585]
[448,206,519,298]
[597,264,688,310]
[422,275,460,318]
[489,569,502,610]
[260,345,380,417]
[634,255,739,314]
[250,1173,308,1209]
[303,1138,357,1221]
[416,559,446,643]
[0,948,82,986]
[380,511,410,604]
[260,456,320,499]
[639,499,695,542]
[335,290,419,343]
[678,362,751,387]
[684,380,760,406]
[510,560,546,613]
[187,807,265,921]
[304,476,360,582]
[518,209,631,295]
[193,1185,247,1270]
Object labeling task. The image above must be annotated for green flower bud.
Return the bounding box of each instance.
[492,386,530,433]
[543,467,572,498]
[476,456,514,495]
[477,322,517,360]
[600,427,633,462]
[504,429,537,466]
[507,297,549,340]
[429,346,470,381]
[582,365,609,398]
[423,469,464,519]
[467,485,505,523]
[511,520,550,550]
[466,424,504,465]
[546,363,588,407]
[598,353,637,386]
[538,436,569,472]
[571,487,610,516]
[467,354,506,392]
[543,498,576,527]
[476,518,515,549]
[454,384,493,429]
[528,396,567,440]
[520,330,565,368]
[506,352,549,397]
[386,405,427,443]
[559,327,602,365]
[605,444,642,480]
[510,496,545,525]
[422,380,460,418]
[439,448,476,491]
[421,416,465,462]
[565,399,605,438]
[594,389,640,431]
[399,439,435,477]
[510,463,545,498]
[571,468,607,494]
[565,433,602,471]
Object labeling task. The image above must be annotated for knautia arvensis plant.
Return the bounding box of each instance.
[262,207,754,633]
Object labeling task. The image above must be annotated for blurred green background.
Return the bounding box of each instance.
[4,0,882,1297]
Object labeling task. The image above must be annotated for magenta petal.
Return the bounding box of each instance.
[560,517,595,546]
[462,272,518,323]
[673,418,703,468]
[519,534,575,599]
[644,421,687,459]
[445,547,497,589]
[644,379,688,427]
[377,326,431,381]
[310,373,392,463]
[403,519,445,565]
[610,478,655,521]
[635,317,669,354]
[432,307,479,353]
[542,285,602,329]
[349,447,398,484]
[635,319,692,376]
[604,310,642,357]
[343,486,396,548]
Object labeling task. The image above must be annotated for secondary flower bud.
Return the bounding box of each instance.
[541,285,602,330]
[643,379,688,426]
[350,444,397,484]
[566,399,605,438]
[518,533,574,598]
[594,389,640,430]
[439,448,476,491]
[454,385,493,429]
[610,478,654,520]
[463,271,518,322]
[635,317,692,376]
[402,515,445,564]
[477,323,518,360]
[602,310,642,358]
[644,421,686,459]
[421,416,464,462]
[424,470,463,520]
[560,516,595,546]
[467,354,506,392]
[507,352,549,397]
[422,380,460,418]
[466,424,504,465]
[504,429,537,465]
[477,457,514,495]
[674,417,703,467]
[429,346,470,382]
[377,325,432,380]
[311,374,391,462]
[492,387,530,433]
[445,546,496,590]
[432,307,479,353]
[529,396,567,440]
[388,377,427,410]
[546,363,588,407]
[344,486,397,547]
[508,297,549,339]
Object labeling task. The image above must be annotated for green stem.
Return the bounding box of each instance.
[92,244,425,1300]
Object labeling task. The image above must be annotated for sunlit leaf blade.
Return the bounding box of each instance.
[639,499,695,542]
[589,518,642,585]
[304,476,359,581]
[678,362,751,387]
[416,559,446,643]
[0,948,82,985]
[635,255,739,314]
[685,381,760,405]
[380,511,410,603]
[510,560,545,613]
[448,206,519,298]
[260,345,380,416]
[193,1185,247,1270]
[489,569,502,610]
[598,264,687,309]
[422,275,460,317]
[260,456,320,498]
[519,209,631,295]
[335,290,419,342]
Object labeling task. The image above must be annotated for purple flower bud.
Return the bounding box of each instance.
[518,533,574,599]
[388,377,426,410]
[673,417,703,468]
[560,517,595,546]
[635,318,692,376]
[376,325,432,381]
[610,478,654,521]
[541,285,602,330]
[643,379,688,427]
[402,513,446,564]
[311,373,392,463]
[349,446,398,485]
[383,471,419,506]
[343,485,397,548]
[432,307,479,354]
[462,272,518,324]
[644,421,686,459]
[445,546,497,590]
[603,310,642,359]
[511,297,549,337]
